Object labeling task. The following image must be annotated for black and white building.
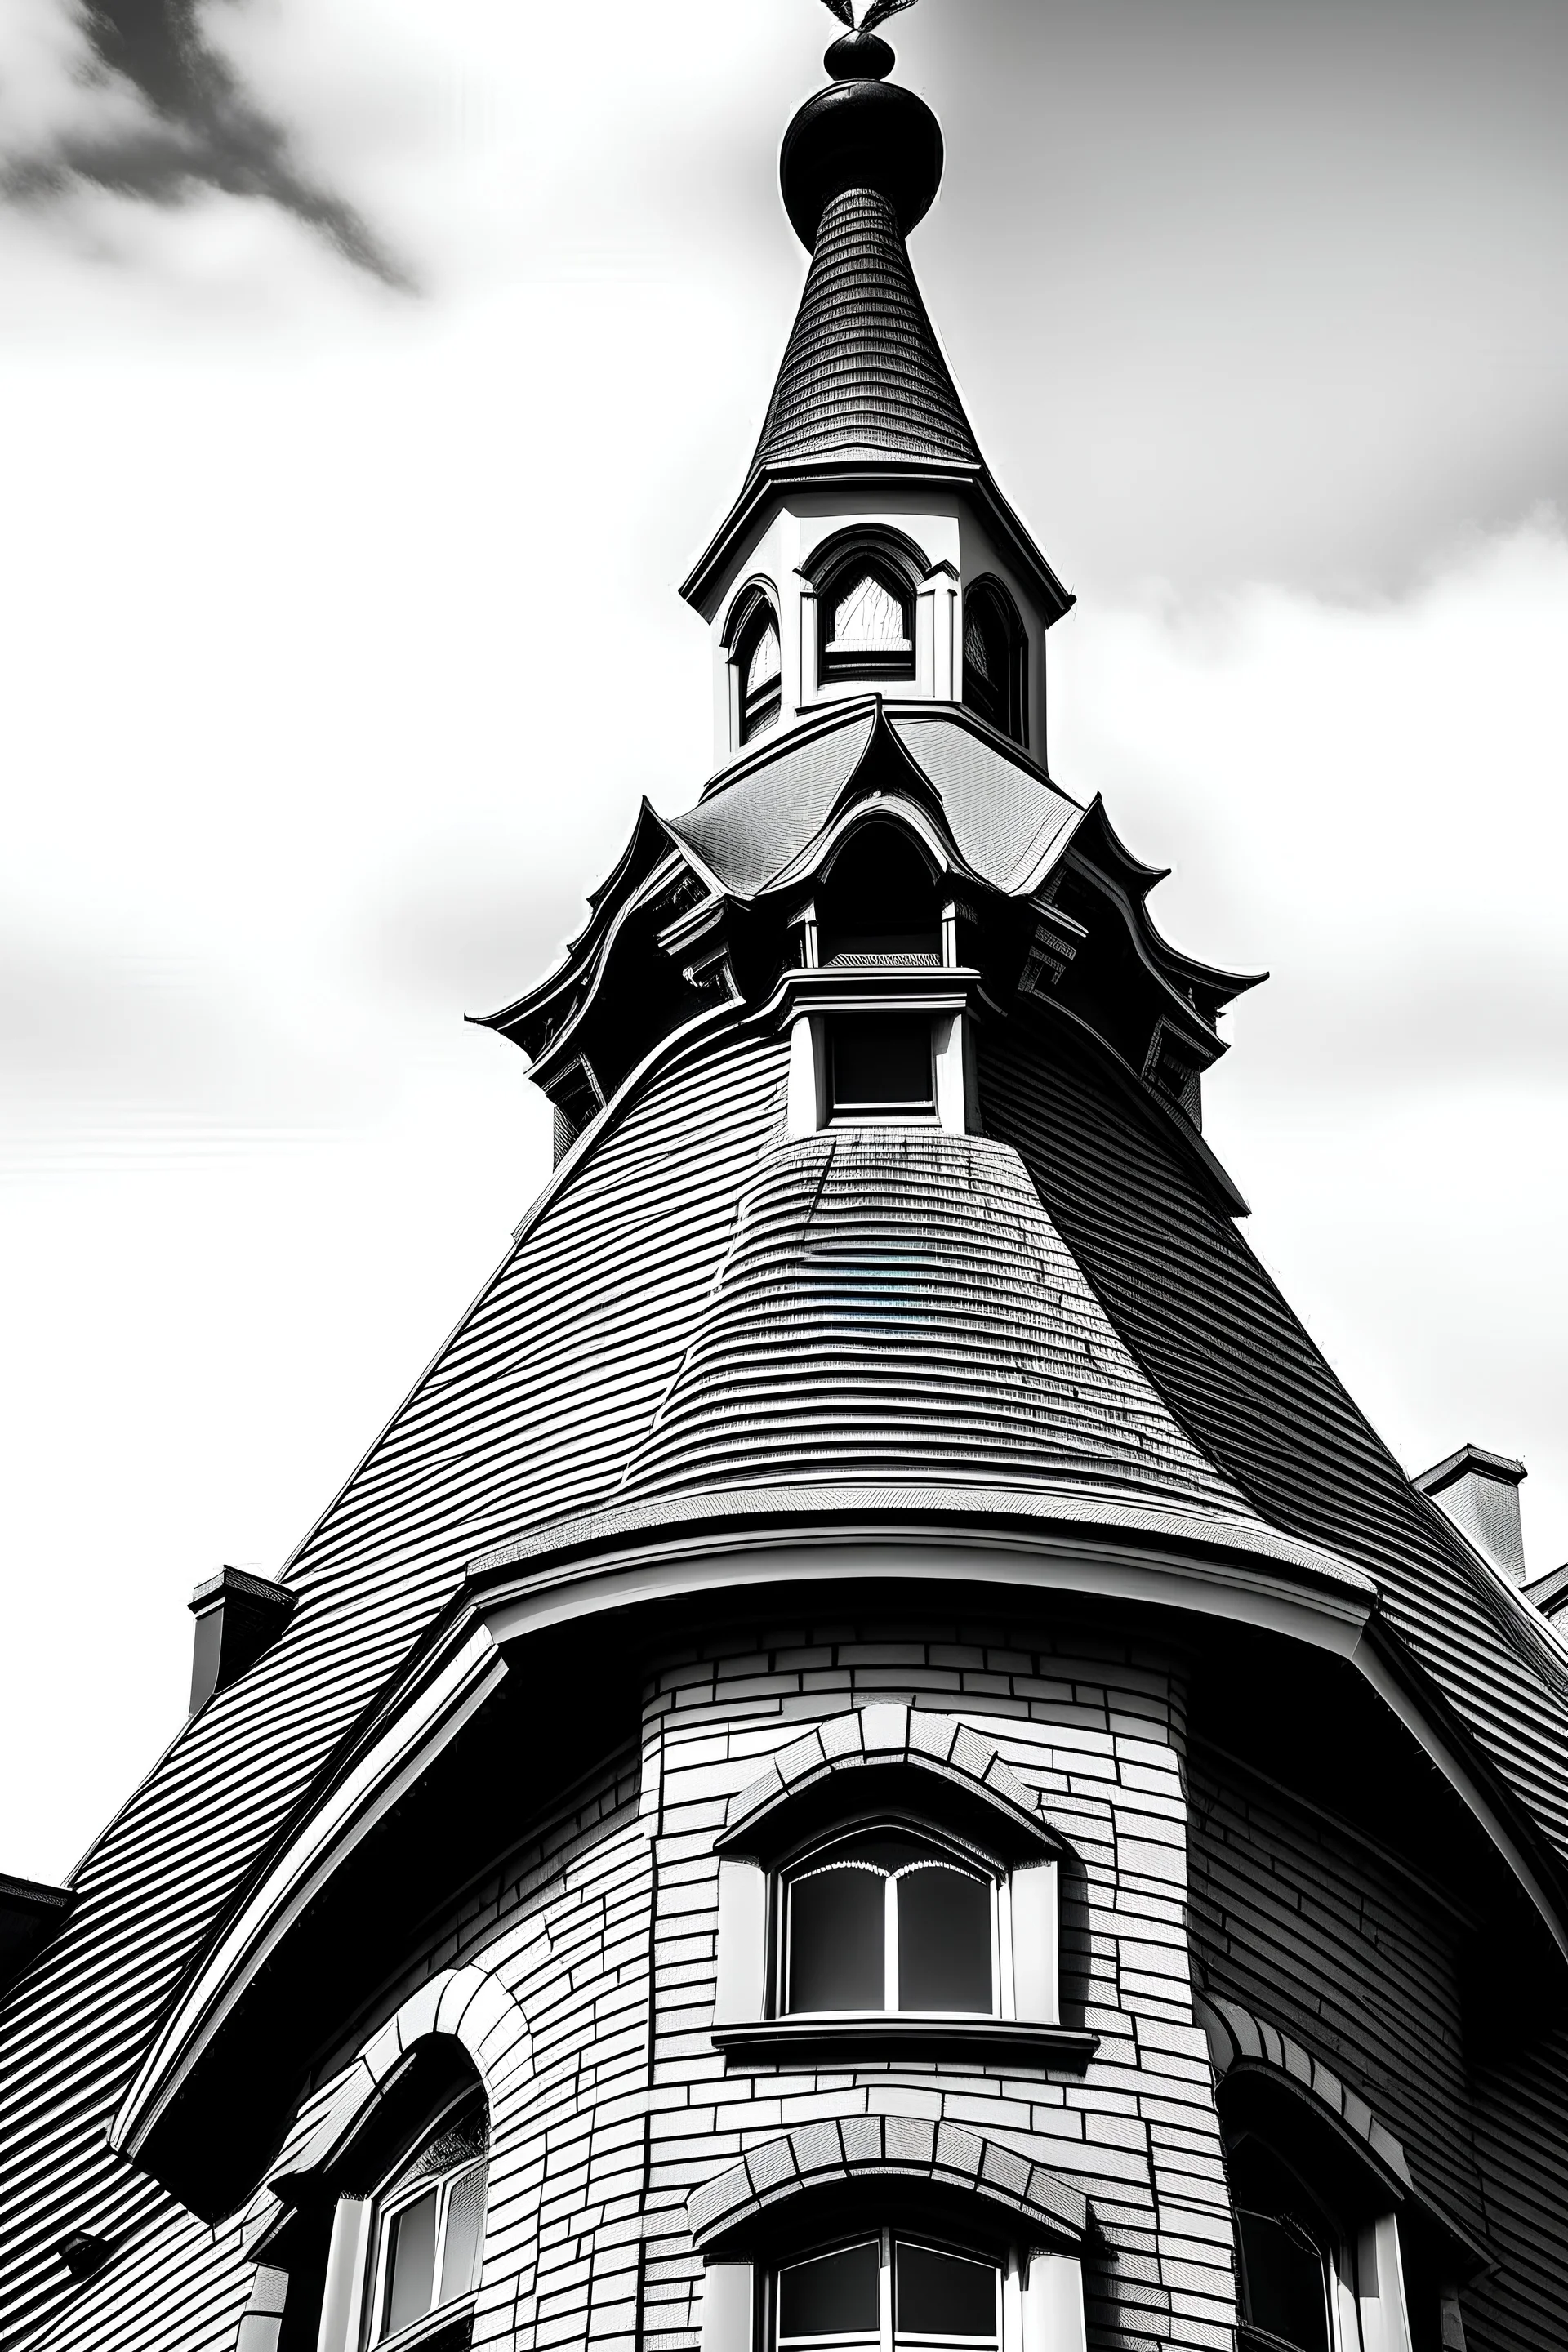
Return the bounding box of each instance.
[2,20,1566,2352]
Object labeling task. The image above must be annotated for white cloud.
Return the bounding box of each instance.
[1,0,1564,1880]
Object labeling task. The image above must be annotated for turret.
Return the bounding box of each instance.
[682,23,1072,772]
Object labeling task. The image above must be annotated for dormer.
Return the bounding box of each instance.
[684,28,1072,773]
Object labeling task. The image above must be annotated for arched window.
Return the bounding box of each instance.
[367,2091,488,2346]
[1228,2133,1334,2352]
[777,2234,1000,2352]
[733,593,782,744]
[783,1828,996,2017]
[961,581,1027,745]
[817,551,916,684]
[817,821,942,964]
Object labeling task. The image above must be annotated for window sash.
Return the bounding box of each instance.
[782,1845,1000,2017]
[776,2234,1001,2352]
[368,2156,487,2347]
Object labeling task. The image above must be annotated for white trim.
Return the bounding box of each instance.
[715,1857,768,2027]
[317,2196,372,2352]
[1009,1860,1058,2028]
[112,1626,508,2158]
[1021,2252,1085,2352]
[1351,1630,1568,1967]
[1356,2212,1414,2352]
[702,2263,755,2352]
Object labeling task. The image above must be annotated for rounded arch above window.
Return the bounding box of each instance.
[718,1705,1059,1867]
[727,583,783,746]
[962,578,1027,746]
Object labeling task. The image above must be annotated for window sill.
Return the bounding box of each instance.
[374,2298,476,2352]
[712,2016,1098,2069]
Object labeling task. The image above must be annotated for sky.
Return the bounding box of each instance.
[2,0,1565,1882]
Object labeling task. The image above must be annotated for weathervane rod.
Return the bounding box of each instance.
[819,0,922,32]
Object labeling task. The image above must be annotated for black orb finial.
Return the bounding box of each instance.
[825,30,895,82]
[785,0,942,250]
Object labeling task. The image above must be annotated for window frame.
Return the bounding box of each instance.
[825,1013,940,1123]
[771,2230,1004,2352]
[730,589,784,747]
[816,554,918,686]
[960,580,1027,747]
[777,1820,1004,2022]
[362,2092,489,2352]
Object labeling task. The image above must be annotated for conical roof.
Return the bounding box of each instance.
[746,183,982,481]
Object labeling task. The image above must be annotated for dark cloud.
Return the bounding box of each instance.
[4,0,412,287]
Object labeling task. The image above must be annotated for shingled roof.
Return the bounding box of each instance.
[747,185,981,481]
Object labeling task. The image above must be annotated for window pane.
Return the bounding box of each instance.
[438,2162,487,2304]
[897,1866,992,2013]
[963,612,993,684]
[392,2099,488,2189]
[1237,2211,1331,2352]
[833,574,906,648]
[788,1866,886,2011]
[748,623,782,694]
[382,2187,439,2339]
[778,2242,881,2339]
[894,2244,997,2341]
[830,1016,934,1114]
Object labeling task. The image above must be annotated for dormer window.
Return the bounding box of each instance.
[826,1015,938,1120]
[817,551,916,684]
[961,581,1027,745]
[733,591,783,744]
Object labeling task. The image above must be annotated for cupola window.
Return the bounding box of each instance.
[826,1015,938,1120]
[961,581,1027,745]
[786,1830,993,2015]
[817,822,942,964]
[818,555,916,683]
[733,595,783,743]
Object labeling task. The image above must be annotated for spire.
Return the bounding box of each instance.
[751,25,977,483]
[746,183,981,479]
[682,22,1068,625]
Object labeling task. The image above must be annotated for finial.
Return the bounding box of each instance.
[819,0,921,29]
[783,0,942,248]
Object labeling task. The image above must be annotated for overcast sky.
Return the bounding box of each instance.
[2,0,1565,1882]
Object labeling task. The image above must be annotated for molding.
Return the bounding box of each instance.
[688,2113,1087,2254]
[1349,1625,1568,1969]
[717,1703,1059,1856]
[712,2017,1098,2069]
[1198,1992,1492,2280]
[110,1626,509,2165]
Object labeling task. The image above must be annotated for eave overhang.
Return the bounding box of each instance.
[109,1477,1568,2222]
[679,458,1076,627]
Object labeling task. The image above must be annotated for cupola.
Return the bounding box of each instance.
[684,12,1073,772]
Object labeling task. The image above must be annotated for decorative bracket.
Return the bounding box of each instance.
[1018,903,1086,1000]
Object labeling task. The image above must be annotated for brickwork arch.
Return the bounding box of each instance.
[1196,1991,1412,2189]
[687,2114,1087,2252]
[719,1703,1058,1854]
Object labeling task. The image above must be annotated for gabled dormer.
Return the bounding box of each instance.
[681,28,1073,772]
